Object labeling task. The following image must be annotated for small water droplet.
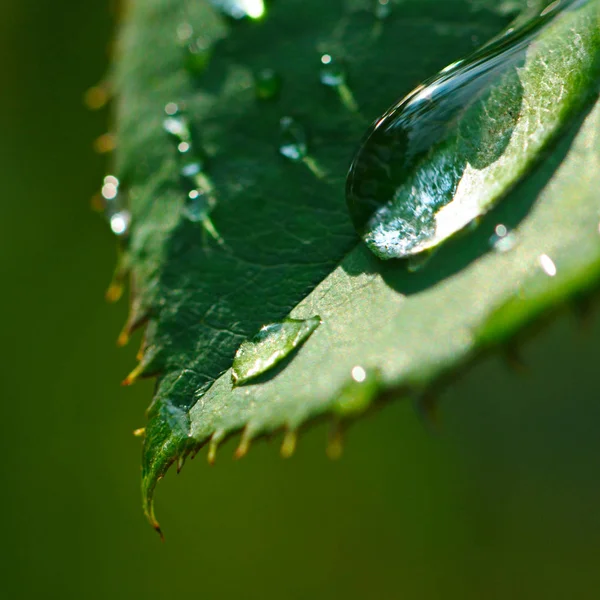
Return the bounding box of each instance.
[182,189,211,223]
[232,316,321,385]
[319,54,359,112]
[373,0,392,19]
[279,116,308,162]
[538,253,557,277]
[210,0,265,20]
[490,223,518,253]
[334,367,381,417]
[346,0,596,259]
[255,68,281,100]
[320,54,346,87]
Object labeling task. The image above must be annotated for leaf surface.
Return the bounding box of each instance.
[112,0,600,530]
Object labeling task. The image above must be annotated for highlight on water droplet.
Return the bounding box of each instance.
[232,316,321,386]
[254,68,281,100]
[209,0,265,20]
[489,223,518,253]
[538,253,557,277]
[319,54,358,112]
[346,0,600,259]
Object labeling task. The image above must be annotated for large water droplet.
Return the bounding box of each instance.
[210,0,265,20]
[255,68,281,100]
[279,116,308,162]
[232,316,321,385]
[347,0,598,259]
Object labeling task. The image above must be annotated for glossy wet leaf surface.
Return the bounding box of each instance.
[113,0,600,530]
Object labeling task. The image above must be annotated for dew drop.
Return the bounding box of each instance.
[346,0,597,259]
[373,0,392,20]
[209,0,265,20]
[538,253,557,277]
[490,223,518,253]
[99,175,131,238]
[279,116,308,162]
[320,54,346,88]
[232,316,321,385]
[183,190,211,223]
[334,367,381,417]
[255,68,281,100]
[319,54,358,112]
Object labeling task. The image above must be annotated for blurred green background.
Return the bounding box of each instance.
[2,1,600,598]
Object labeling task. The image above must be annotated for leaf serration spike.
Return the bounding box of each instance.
[280,430,297,458]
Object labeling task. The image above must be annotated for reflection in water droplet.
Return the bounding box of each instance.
[490,223,518,252]
[255,68,281,100]
[279,116,308,162]
[319,54,358,112]
[210,0,265,20]
[346,0,597,259]
[374,0,392,20]
[538,253,557,277]
[232,316,321,385]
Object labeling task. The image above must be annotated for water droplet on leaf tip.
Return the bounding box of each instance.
[346,0,595,259]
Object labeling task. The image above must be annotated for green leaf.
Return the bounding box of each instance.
[112,0,600,531]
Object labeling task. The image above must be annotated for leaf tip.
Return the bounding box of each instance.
[280,430,297,459]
